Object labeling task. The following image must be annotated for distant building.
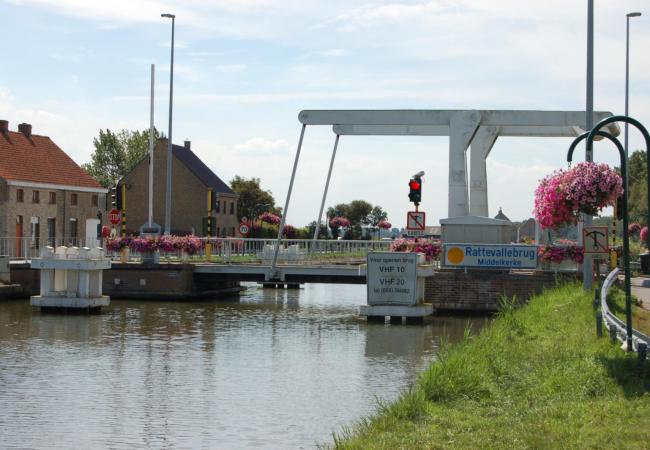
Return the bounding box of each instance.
[0,120,106,255]
[120,138,239,236]
[494,207,510,222]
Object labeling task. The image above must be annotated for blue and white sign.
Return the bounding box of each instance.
[443,244,538,269]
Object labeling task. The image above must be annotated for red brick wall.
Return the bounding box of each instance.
[425,270,581,312]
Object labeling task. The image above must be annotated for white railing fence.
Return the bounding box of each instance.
[1,236,392,265]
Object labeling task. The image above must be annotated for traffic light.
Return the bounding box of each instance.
[616,196,623,221]
[408,177,422,204]
[110,185,122,210]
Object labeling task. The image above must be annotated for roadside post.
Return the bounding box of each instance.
[121,184,127,238]
[583,226,609,309]
[206,188,213,260]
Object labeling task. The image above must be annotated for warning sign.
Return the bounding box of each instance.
[406,211,426,231]
[582,226,609,254]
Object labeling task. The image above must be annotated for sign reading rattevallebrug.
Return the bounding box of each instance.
[367,252,418,306]
[443,244,538,269]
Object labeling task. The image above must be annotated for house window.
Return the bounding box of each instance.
[91,194,98,207]
[32,191,39,204]
[71,193,78,206]
[230,202,234,215]
[49,192,56,204]
[47,218,56,246]
[215,200,220,213]
[16,189,23,203]
[69,218,78,244]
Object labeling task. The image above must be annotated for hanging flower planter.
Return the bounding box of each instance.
[534,162,623,230]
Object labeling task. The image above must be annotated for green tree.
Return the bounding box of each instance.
[230,176,278,222]
[626,150,648,223]
[82,128,162,187]
[327,200,386,239]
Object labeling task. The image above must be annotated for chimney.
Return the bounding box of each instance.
[0,120,7,133]
[18,123,32,138]
[184,140,191,149]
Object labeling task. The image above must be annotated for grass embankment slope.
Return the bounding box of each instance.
[335,282,650,449]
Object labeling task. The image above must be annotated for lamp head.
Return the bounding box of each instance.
[627,12,642,18]
[161,13,175,18]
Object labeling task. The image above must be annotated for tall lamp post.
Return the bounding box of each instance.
[161,13,175,235]
[625,12,642,165]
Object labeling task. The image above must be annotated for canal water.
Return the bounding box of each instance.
[0,283,488,449]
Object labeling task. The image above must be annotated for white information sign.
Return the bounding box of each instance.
[367,252,418,306]
[443,244,538,269]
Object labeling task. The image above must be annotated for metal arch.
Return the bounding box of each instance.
[568,129,632,350]
[586,115,650,250]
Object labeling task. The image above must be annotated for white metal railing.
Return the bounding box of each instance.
[0,237,104,260]
[195,238,392,265]
[1,236,392,264]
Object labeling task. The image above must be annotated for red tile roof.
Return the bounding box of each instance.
[0,129,102,189]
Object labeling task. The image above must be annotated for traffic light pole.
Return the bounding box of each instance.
[121,184,127,239]
[206,188,213,260]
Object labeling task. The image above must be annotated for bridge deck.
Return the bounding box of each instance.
[193,264,368,284]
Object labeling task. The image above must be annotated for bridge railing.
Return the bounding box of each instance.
[2,236,397,266]
[196,238,392,265]
[0,237,103,260]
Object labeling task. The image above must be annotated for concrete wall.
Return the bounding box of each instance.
[121,140,239,236]
[425,270,580,312]
[9,263,241,300]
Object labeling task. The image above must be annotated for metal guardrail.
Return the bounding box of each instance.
[600,267,650,358]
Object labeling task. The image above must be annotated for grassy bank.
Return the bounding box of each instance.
[334,282,650,449]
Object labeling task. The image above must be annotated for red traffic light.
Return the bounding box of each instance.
[409,179,420,190]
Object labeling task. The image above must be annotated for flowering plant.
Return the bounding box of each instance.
[389,238,442,262]
[282,224,296,239]
[538,240,584,264]
[129,237,157,253]
[629,222,642,236]
[157,234,181,253]
[105,237,131,251]
[260,212,281,225]
[534,162,623,230]
[641,226,648,244]
[378,220,392,229]
[181,235,204,255]
[330,216,350,228]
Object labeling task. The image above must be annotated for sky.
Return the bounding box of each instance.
[1,0,649,229]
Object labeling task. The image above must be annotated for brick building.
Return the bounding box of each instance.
[0,120,107,255]
[120,138,239,236]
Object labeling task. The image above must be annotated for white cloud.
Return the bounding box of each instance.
[235,137,291,154]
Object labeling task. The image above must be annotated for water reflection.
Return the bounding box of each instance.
[0,283,488,449]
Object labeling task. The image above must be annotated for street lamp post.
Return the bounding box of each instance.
[625,12,642,164]
[161,13,175,235]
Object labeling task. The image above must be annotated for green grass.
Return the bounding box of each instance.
[333,282,650,449]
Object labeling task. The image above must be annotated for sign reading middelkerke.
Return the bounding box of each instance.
[443,244,538,269]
